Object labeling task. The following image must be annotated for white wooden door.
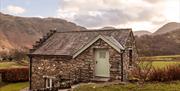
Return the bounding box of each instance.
[95,49,110,77]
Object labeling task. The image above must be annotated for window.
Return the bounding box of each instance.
[99,50,106,58]
[43,76,54,88]
[46,78,52,88]
[129,50,132,66]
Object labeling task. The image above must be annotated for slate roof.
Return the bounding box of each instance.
[30,29,132,56]
[104,36,125,50]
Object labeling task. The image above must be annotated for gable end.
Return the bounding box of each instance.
[73,35,125,58]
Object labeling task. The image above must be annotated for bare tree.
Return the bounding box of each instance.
[130,57,153,86]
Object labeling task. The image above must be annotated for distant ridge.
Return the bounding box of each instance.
[153,22,180,35]
[0,12,86,52]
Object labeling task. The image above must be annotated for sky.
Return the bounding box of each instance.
[0,0,180,32]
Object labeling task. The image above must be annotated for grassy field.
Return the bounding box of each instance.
[140,55,180,68]
[0,82,29,91]
[143,61,180,68]
[140,55,180,61]
[0,61,28,69]
[74,81,180,91]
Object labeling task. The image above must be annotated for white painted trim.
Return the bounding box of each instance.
[73,35,124,58]
[49,78,52,88]
[45,78,48,88]
[43,75,54,88]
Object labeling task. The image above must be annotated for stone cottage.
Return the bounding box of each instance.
[28,29,138,90]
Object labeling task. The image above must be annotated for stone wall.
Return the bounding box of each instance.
[123,31,139,80]
[31,37,137,89]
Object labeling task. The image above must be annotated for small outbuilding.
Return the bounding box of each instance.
[28,29,138,90]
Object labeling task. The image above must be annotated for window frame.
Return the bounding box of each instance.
[129,49,133,66]
[99,50,106,59]
[43,76,54,88]
[46,78,52,88]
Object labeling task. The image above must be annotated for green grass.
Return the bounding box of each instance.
[74,81,180,91]
[143,61,180,68]
[0,82,29,91]
[140,55,180,68]
[0,61,27,69]
[140,55,180,61]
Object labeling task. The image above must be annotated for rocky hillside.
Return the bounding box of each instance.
[0,12,86,52]
[153,22,180,35]
[136,28,180,56]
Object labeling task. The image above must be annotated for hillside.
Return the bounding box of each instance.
[134,30,152,37]
[0,12,86,52]
[136,28,180,56]
[153,22,180,35]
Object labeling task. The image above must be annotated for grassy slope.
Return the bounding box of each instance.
[0,82,29,91]
[74,81,180,91]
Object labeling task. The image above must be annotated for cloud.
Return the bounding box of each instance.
[3,5,26,14]
[144,0,163,4]
[56,0,177,31]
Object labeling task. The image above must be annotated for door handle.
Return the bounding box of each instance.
[96,61,97,64]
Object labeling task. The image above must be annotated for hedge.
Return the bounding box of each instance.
[0,67,29,82]
[149,65,180,82]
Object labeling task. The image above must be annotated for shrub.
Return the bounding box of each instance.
[1,68,29,82]
[129,59,153,84]
[149,65,180,82]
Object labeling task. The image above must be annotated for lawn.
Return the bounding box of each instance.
[74,81,180,91]
[0,82,29,91]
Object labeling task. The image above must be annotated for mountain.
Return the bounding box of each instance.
[135,22,180,56]
[136,28,180,56]
[101,26,116,29]
[0,12,86,52]
[133,30,152,37]
[153,22,180,35]
[0,12,180,56]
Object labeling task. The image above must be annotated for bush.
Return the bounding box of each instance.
[0,49,28,61]
[149,65,180,82]
[129,60,153,84]
[0,68,29,82]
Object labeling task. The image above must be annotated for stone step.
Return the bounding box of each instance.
[91,77,110,82]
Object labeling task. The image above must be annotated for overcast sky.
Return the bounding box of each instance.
[0,0,180,32]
